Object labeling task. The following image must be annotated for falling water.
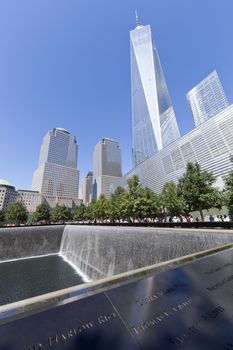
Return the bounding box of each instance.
[60,225,233,281]
[0,225,64,261]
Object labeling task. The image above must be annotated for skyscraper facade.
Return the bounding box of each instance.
[130,20,180,167]
[112,105,233,194]
[93,138,122,199]
[80,171,93,205]
[32,128,79,206]
[186,70,229,127]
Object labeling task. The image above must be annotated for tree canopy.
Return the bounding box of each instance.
[73,202,86,222]
[6,202,28,225]
[161,181,185,216]
[178,162,222,221]
[33,203,51,224]
[224,155,233,214]
[93,193,109,221]
[109,186,128,221]
[51,205,72,223]
[125,175,145,220]
[0,210,5,226]
[123,176,161,221]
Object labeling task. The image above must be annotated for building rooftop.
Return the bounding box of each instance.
[186,70,218,96]
[102,137,118,143]
[0,179,15,188]
[18,189,39,193]
[55,128,70,134]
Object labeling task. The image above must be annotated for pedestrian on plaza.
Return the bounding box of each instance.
[219,215,224,222]
[209,214,214,222]
[224,214,230,222]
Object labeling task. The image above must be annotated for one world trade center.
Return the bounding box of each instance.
[130,14,180,167]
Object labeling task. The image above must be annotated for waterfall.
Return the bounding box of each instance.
[0,226,64,261]
[59,225,233,281]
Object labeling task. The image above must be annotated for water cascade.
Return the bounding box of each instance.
[60,225,233,281]
[0,225,64,261]
[0,225,233,307]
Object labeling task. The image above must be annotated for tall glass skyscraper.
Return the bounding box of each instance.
[186,70,229,127]
[93,138,122,199]
[130,19,180,167]
[32,128,79,204]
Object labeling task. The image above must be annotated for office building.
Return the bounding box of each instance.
[17,190,41,213]
[32,128,79,207]
[93,138,122,199]
[0,180,18,211]
[112,105,233,194]
[80,171,93,205]
[0,179,41,213]
[186,70,229,127]
[130,16,180,167]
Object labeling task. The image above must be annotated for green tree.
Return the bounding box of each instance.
[73,202,86,222]
[142,187,162,218]
[110,179,162,221]
[6,202,28,225]
[224,155,233,216]
[94,194,109,221]
[109,187,128,221]
[0,210,5,226]
[125,175,145,221]
[161,181,185,216]
[33,203,51,224]
[51,205,72,224]
[85,201,96,221]
[178,162,222,221]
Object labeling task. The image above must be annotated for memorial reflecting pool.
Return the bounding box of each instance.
[0,255,83,306]
[0,225,233,308]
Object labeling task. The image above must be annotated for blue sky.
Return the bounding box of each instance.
[0,0,233,189]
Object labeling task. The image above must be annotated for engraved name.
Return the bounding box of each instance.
[207,274,233,291]
[27,312,117,349]
[204,262,232,275]
[168,305,224,348]
[135,282,187,306]
[131,298,192,335]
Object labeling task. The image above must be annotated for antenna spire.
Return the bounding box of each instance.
[135,10,140,27]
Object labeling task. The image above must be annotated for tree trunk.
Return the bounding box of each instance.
[199,209,204,222]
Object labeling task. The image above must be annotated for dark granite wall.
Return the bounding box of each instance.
[0,225,64,261]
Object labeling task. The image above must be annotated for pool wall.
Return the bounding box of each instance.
[0,225,64,261]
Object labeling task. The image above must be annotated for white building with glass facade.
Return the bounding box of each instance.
[112,105,233,194]
[93,138,122,199]
[32,128,79,207]
[186,70,229,127]
[130,21,180,167]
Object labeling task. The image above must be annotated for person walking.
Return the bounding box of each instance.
[224,214,230,222]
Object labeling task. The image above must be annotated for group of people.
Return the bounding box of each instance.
[208,214,230,222]
[139,215,196,223]
[95,214,232,224]
[168,215,194,223]
[168,214,231,223]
